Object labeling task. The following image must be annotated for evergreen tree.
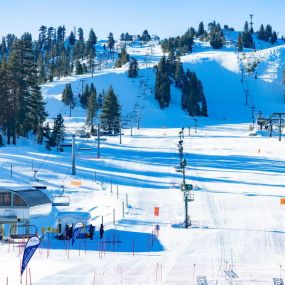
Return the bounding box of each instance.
[210,32,223,49]
[87,47,95,77]
[271,31,278,44]
[98,89,105,108]
[62,83,74,109]
[244,21,249,33]
[107,32,115,52]
[181,70,207,116]
[100,86,121,134]
[237,32,243,52]
[258,24,266,41]
[80,84,90,109]
[86,84,98,132]
[242,31,254,48]
[78,27,84,41]
[28,85,48,134]
[155,56,171,108]
[141,30,151,42]
[265,24,273,41]
[68,31,76,46]
[38,25,47,50]
[75,60,83,74]
[174,59,184,88]
[46,113,65,150]
[115,47,129,67]
[128,57,138,77]
[197,21,205,37]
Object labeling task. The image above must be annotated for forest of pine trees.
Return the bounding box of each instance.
[0,33,48,145]
[154,53,207,116]
[257,24,278,44]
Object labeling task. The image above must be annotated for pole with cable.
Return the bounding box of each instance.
[71,134,76,175]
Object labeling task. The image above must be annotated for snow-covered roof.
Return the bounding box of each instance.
[0,188,51,207]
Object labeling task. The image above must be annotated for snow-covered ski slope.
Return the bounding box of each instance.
[1,36,285,284]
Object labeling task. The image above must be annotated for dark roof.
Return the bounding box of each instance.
[14,189,51,207]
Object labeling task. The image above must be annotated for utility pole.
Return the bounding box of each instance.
[249,14,254,33]
[71,134,76,175]
[245,89,249,105]
[241,65,244,83]
[193,117,198,134]
[272,113,285,141]
[269,117,273,138]
[97,123,100,158]
[250,105,256,125]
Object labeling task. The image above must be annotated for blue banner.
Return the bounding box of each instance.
[21,236,41,275]
[72,221,83,246]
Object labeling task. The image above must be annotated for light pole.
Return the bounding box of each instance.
[176,128,194,228]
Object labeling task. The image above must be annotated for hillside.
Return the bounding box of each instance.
[1,34,285,284]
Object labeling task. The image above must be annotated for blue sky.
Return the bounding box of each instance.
[1,0,285,40]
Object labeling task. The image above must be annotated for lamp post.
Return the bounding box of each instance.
[176,128,194,228]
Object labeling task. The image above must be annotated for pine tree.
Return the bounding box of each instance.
[80,84,90,109]
[242,31,254,48]
[75,60,83,74]
[68,31,75,46]
[116,47,129,67]
[107,32,115,52]
[174,59,184,88]
[271,31,278,44]
[100,86,120,134]
[86,84,98,132]
[244,21,249,33]
[258,24,266,41]
[46,114,65,150]
[181,70,207,116]
[28,85,48,134]
[141,30,151,42]
[98,89,105,108]
[87,47,95,77]
[265,24,273,41]
[237,32,243,52]
[128,58,138,77]
[210,32,223,49]
[155,57,171,108]
[62,83,74,110]
[197,22,205,37]
[38,25,47,50]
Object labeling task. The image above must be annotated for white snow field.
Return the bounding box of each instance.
[1,36,285,284]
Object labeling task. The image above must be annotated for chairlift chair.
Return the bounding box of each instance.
[31,170,47,189]
[52,185,70,207]
[10,224,38,240]
[52,195,70,207]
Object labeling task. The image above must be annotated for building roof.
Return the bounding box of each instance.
[15,190,51,207]
[0,188,51,207]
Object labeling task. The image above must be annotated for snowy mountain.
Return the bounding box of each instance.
[1,34,285,284]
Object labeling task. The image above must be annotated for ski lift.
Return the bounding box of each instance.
[60,143,72,148]
[52,186,70,207]
[31,170,47,190]
[10,224,38,240]
[77,146,93,151]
